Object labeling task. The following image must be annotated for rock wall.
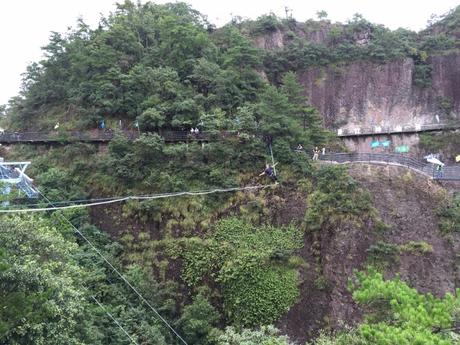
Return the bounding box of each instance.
[340,130,460,162]
[253,27,460,130]
[341,133,421,154]
[297,53,460,129]
[277,165,460,343]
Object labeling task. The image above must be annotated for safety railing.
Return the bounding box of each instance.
[319,153,460,180]
[0,130,238,143]
[0,131,116,142]
[337,122,460,137]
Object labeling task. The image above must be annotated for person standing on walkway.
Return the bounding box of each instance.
[435,164,443,178]
[312,147,320,160]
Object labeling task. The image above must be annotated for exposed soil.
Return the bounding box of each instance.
[355,165,459,295]
[277,164,459,343]
[89,164,459,344]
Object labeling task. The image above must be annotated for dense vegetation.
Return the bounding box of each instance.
[3,214,459,344]
[308,270,460,345]
[304,166,378,232]
[255,8,460,86]
[1,1,459,344]
[0,214,179,344]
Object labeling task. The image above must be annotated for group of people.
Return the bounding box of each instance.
[295,145,326,160]
[259,145,327,184]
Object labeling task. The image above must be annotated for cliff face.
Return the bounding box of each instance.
[297,53,460,129]
[276,165,459,343]
[254,26,460,130]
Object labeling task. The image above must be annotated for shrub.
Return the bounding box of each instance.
[366,241,399,266]
[252,14,281,34]
[181,218,303,327]
[177,293,221,345]
[218,325,293,345]
[350,269,460,345]
[305,166,375,232]
[399,241,433,254]
[438,194,460,233]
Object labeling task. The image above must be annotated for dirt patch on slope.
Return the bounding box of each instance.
[277,164,459,343]
[89,165,459,344]
[352,165,459,295]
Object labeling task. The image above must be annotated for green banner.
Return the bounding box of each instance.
[395,145,409,153]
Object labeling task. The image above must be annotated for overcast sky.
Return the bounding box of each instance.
[1,0,458,106]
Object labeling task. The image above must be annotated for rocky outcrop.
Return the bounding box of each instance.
[253,25,460,130]
[297,53,460,129]
[277,165,459,343]
[253,29,284,50]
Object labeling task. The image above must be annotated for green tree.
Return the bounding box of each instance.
[67,217,178,345]
[0,215,96,344]
[350,270,460,345]
[280,71,325,147]
[281,71,306,125]
[234,105,257,134]
[217,325,293,345]
[138,108,166,130]
[257,85,300,143]
[316,11,328,20]
[177,293,221,344]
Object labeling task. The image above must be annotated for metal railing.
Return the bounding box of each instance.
[0,164,38,197]
[0,131,116,142]
[319,153,460,180]
[337,122,460,137]
[0,130,239,143]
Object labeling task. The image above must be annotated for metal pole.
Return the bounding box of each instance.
[269,143,277,176]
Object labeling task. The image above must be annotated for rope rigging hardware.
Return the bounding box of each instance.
[0,160,39,198]
[0,150,279,342]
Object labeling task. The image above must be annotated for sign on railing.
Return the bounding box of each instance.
[337,122,460,137]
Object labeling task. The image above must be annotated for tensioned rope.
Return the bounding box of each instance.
[36,189,190,345]
[10,195,131,208]
[28,183,275,343]
[269,144,277,176]
[90,295,139,345]
[0,184,274,213]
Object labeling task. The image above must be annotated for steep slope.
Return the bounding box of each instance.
[2,3,459,344]
[296,54,460,128]
[276,165,459,343]
[249,8,460,129]
[83,162,459,344]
